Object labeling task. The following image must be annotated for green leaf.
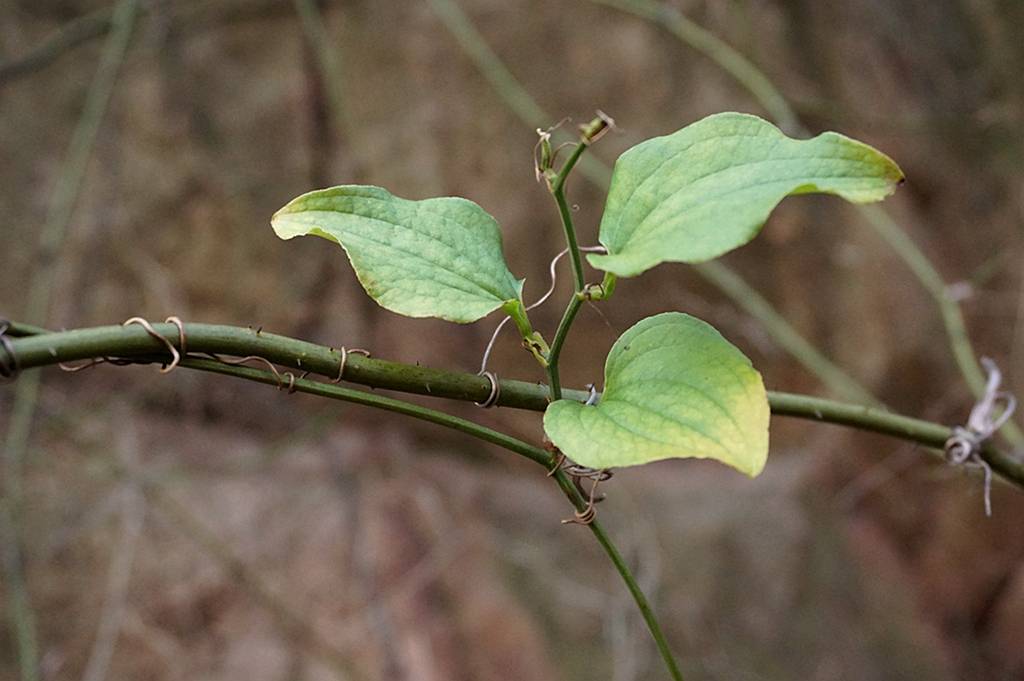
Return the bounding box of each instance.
[272,185,523,323]
[543,312,769,476]
[589,112,905,277]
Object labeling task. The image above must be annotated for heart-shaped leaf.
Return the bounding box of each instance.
[272,185,524,323]
[543,312,769,475]
[589,112,904,277]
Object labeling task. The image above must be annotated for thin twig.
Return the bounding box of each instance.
[479,245,604,375]
[589,0,800,133]
[70,354,669,677]
[545,140,591,401]
[0,0,294,87]
[695,260,881,407]
[0,6,114,85]
[858,204,1023,445]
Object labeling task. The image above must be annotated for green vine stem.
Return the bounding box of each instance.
[4,321,1023,487]
[547,466,684,680]
[5,0,1007,441]
[549,141,590,291]
[589,0,1023,447]
[546,293,583,401]
[543,138,591,400]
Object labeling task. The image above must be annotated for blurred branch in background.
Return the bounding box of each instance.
[0,5,113,85]
[3,2,1023,675]
[0,0,293,88]
[426,0,879,407]
[586,0,1024,446]
[1,3,141,680]
[589,0,801,135]
[292,0,352,142]
[290,0,382,342]
[428,0,1024,446]
[425,0,611,187]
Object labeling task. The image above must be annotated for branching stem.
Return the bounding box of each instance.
[550,141,589,291]
[544,140,590,401]
[546,294,584,401]
[4,322,1023,486]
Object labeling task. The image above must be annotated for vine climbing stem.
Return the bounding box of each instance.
[549,140,589,292]
[543,135,594,402]
[548,466,685,680]
[4,321,1023,487]
[546,293,583,402]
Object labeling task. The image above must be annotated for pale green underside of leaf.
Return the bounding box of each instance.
[589,112,905,277]
[272,185,523,323]
[543,312,770,476]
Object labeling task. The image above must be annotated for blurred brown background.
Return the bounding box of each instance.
[2,1,1024,679]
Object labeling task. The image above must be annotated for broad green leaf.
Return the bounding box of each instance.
[543,312,769,476]
[589,112,904,277]
[272,185,523,323]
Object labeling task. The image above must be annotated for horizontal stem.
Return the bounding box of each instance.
[856,205,1024,446]
[4,321,1022,487]
[7,322,553,409]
